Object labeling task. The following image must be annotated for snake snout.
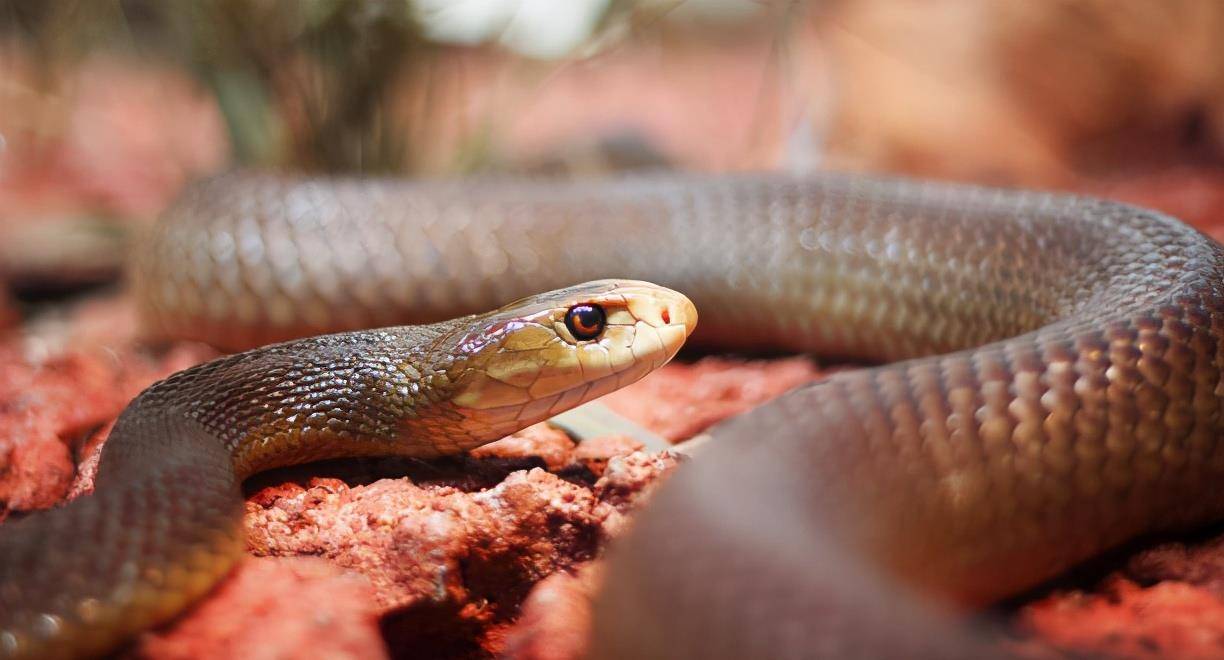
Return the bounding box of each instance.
[653,293,698,354]
[630,287,694,328]
[617,282,698,344]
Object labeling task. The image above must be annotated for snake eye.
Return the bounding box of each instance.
[564,304,606,341]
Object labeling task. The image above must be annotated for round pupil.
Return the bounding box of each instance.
[565,304,605,340]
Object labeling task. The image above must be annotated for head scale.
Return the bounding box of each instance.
[439,279,697,444]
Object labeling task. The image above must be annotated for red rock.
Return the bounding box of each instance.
[1016,578,1224,660]
[245,469,612,608]
[241,465,630,656]
[572,435,643,477]
[503,564,603,660]
[593,451,681,517]
[0,416,73,516]
[135,557,385,660]
[0,330,214,516]
[470,424,577,471]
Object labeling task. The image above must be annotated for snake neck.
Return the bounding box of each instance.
[99,321,476,483]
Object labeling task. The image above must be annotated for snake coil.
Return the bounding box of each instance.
[4,172,1224,658]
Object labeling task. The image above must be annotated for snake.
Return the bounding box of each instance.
[2,172,1224,658]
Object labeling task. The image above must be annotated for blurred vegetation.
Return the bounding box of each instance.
[2,0,434,173]
[0,0,786,175]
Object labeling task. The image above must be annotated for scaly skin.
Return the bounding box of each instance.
[0,280,695,659]
[5,170,1224,657]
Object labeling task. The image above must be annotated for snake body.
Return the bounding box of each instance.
[0,277,695,659]
[4,172,1224,657]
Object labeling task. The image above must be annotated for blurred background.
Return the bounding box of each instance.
[2,0,1224,302]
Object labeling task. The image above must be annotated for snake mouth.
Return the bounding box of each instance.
[442,280,696,444]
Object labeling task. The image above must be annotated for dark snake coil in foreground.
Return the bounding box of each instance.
[3,172,1224,658]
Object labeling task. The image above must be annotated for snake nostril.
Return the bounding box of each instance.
[661,308,671,324]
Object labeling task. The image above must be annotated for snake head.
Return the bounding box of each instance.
[444,279,697,441]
